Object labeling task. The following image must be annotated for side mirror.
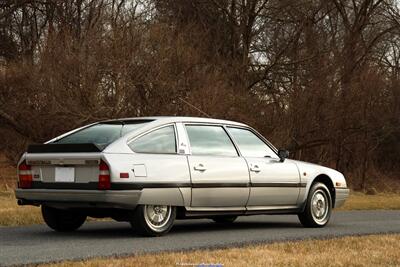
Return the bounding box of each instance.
[278,149,289,162]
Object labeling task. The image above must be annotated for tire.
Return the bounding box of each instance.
[298,182,332,227]
[41,206,86,232]
[211,216,237,224]
[131,205,176,237]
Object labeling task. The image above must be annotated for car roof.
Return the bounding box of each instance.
[100,116,247,127]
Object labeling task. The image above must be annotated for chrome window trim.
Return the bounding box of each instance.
[222,125,243,157]
[126,123,179,155]
[175,122,191,155]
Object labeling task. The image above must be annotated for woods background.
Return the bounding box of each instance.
[0,0,399,191]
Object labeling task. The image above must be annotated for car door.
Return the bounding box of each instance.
[185,124,250,208]
[226,127,301,208]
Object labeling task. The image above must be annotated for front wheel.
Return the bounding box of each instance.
[298,182,332,227]
[130,205,176,236]
[41,206,86,232]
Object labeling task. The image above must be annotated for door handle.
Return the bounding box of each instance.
[194,163,206,172]
[250,165,261,173]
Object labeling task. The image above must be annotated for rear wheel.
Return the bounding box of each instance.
[211,216,237,224]
[41,206,86,232]
[131,205,176,237]
[298,182,332,227]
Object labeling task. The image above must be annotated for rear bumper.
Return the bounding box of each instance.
[15,188,141,209]
[334,188,350,208]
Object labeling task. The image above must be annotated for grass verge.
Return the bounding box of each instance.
[39,234,400,267]
[0,190,42,226]
[337,191,400,210]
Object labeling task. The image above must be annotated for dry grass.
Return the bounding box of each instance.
[39,234,400,267]
[0,190,42,226]
[337,191,400,210]
[0,154,43,226]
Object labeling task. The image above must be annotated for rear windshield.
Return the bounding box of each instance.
[52,121,151,149]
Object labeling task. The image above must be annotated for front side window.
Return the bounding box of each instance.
[227,127,276,158]
[185,125,238,157]
[129,126,176,154]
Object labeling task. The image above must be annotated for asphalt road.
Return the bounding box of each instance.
[1,210,399,266]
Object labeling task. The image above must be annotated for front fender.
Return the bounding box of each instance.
[292,160,347,208]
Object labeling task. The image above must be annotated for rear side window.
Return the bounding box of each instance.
[129,126,176,154]
[227,127,276,158]
[185,125,238,157]
[53,121,150,150]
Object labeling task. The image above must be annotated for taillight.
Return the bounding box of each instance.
[98,160,110,190]
[18,161,32,189]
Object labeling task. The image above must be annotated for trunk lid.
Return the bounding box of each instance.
[25,144,102,184]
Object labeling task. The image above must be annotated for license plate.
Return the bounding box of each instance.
[55,167,75,182]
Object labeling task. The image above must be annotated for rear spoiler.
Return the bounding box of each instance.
[27,143,101,153]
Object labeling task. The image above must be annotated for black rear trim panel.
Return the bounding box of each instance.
[29,181,191,190]
[27,143,101,153]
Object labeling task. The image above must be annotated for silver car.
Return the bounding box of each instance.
[15,116,349,236]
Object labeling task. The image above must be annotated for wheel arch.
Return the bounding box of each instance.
[137,188,187,206]
[311,174,336,208]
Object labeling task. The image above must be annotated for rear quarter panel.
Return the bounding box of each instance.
[103,152,191,206]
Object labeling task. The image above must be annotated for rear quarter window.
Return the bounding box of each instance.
[128,126,176,154]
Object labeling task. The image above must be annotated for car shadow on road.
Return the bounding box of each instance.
[29,220,302,239]
[172,220,302,234]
